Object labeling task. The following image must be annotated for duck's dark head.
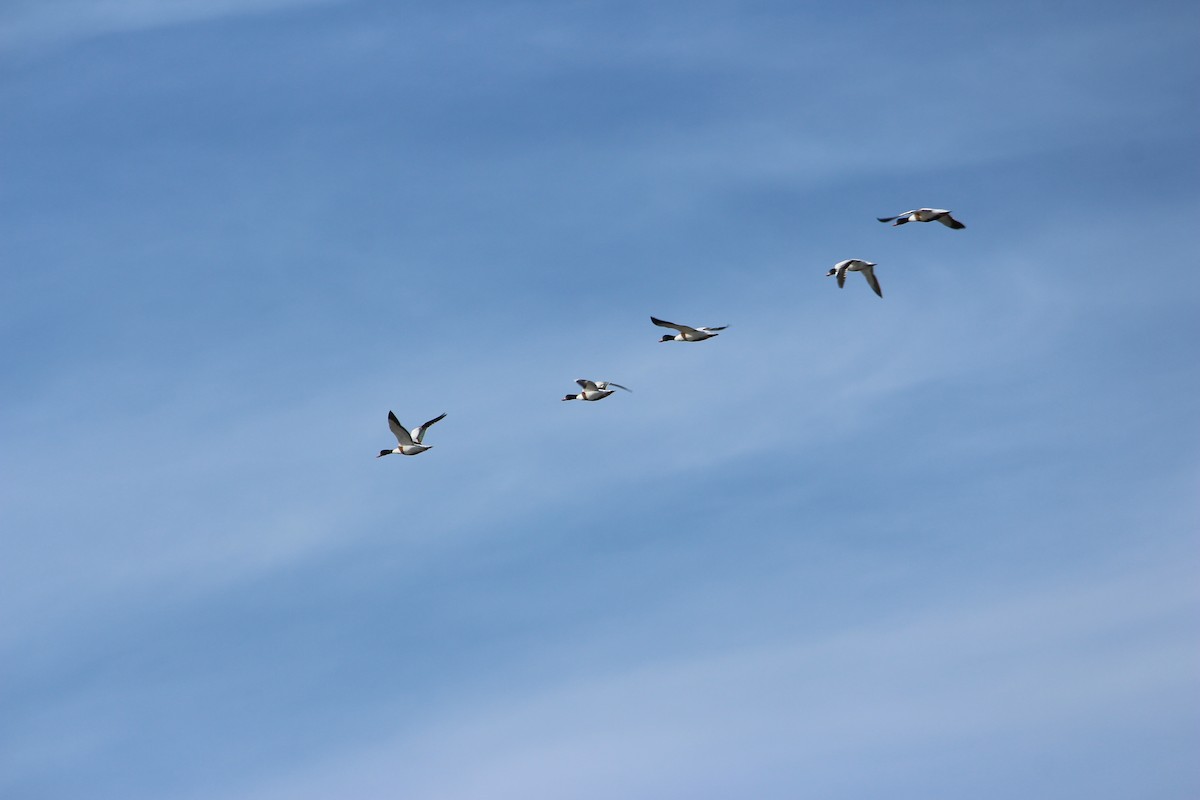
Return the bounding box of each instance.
[562,394,577,401]
[377,449,392,458]
[659,334,675,342]
[825,268,838,277]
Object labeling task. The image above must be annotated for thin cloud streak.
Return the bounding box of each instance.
[225,548,1199,800]
[0,0,343,53]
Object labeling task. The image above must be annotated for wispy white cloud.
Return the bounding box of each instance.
[356,3,1198,182]
[0,0,343,53]
[222,548,1199,800]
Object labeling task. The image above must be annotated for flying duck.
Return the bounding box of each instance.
[563,379,632,401]
[826,259,883,298]
[377,410,446,457]
[651,316,728,342]
[877,208,965,229]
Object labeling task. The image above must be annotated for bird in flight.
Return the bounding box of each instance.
[651,316,728,342]
[562,379,632,401]
[826,259,883,298]
[876,208,965,229]
[377,411,446,457]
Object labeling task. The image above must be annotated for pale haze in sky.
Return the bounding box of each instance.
[1,1,1197,798]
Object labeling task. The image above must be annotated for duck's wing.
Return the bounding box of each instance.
[937,212,966,229]
[388,411,414,446]
[876,215,900,223]
[861,264,883,298]
[576,379,599,392]
[650,316,699,336]
[697,325,728,332]
[602,382,632,392]
[835,261,849,288]
[412,412,447,443]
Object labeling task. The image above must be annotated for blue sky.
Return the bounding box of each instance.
[1,0,1198,797]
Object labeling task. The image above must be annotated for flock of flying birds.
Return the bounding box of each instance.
[377,207,967,458]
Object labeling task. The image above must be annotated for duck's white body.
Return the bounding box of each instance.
[877,208,965,229]
[827,259,883,298]
[378,411,446,457]
[563,379,632,401]
[651,316,728,342]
